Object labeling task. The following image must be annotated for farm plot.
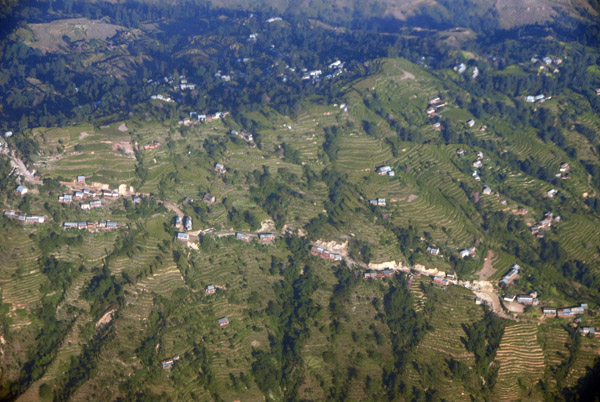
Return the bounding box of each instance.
[493,323,545,401]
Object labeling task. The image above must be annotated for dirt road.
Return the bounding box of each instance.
[1,145,41,185]
[478,250,496,281]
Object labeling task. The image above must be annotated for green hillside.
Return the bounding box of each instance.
[1,2,600,401]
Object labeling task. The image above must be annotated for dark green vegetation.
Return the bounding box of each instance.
[1,0,600,401]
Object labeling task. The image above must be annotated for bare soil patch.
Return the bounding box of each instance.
[118,123,128,132]
[111,140,135,157]
[79,131,90,140]
[478,250,496,281]
[407,194,418,202]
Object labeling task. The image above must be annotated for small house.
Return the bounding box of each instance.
[16,185,27,196]
[482,185,492,195]
[376,166,392,175]
[364,272,377,279]
[59,194,73,203]
[330,253,343,261]
[177,232,190,241]
[81,203,91,210]
[90,201,102,208]
[382,269,394,278]
[132,197,142,204]
[74,191,84,199]
[235,232,252,241]
[205,285,216,295]
[218,317,230,327]
[473,160,483,168]
[516,295,535,304]
[547,189,558,198]
[377,198,386,207]
[77,175,86,183]
[161,359,174,369]
[214,163,226,174]
[557,308,572,318]
[433,122,441,130]
[183,216,192,231]
[203,193,216,203]
[475,297,483,305]
[456,148,466,156]
[503,295,516,302]
[426,247,440,256]
[106,221,118,230]
[542,307,557,315]
[459,249,471,258]
[433,276,449,286]
[259,233,275,243]
[500,265,520,287]
[580,327,596,336]
[467,119,475,128]
[526,95,535,103]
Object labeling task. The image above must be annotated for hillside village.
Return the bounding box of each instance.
[0,2,600,400]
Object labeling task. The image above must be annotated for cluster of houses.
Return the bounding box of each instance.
[503,290,539,305]
[233,232,276,244]
[426,96,446,123]
[542,303,588,318]
[369,198,386,207]
[178,76,196,90]
[299,60,345,83]
[530,56,562,74]
[150,94,175,103]
[59,187,121,206]
[454,63,479,79]
[555,162,571,180]
[160,354,180,369]
[143,140,161,150]
[175,215,193,241]
[309,246,343,261]
[525,94,548,103]
[3,210,45,224]
[530,212,560,237]
[63,220,118,230]
[181,111,227,125]
[376,165,395,177]
[363,269,394,279]
[471,151,485,183]
[230,129,254,144]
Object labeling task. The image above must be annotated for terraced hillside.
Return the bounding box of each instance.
[494,323,546,401]
[1,34,600,401]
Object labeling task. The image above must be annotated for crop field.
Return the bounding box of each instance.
[34,124,138,186]
[493,323,545,401]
